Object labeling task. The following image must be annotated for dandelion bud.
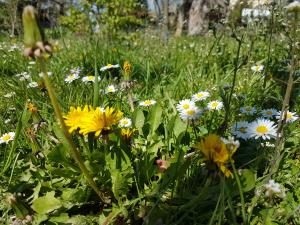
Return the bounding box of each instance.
[22,6,43,48]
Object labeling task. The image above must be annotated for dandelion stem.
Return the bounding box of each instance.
[38,59,109,204]
[231,160,247,225]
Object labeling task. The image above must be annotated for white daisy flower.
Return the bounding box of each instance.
[27,82,38,88]
[176,99,196,112]
[105,85,117,93]
[179,106,201,120]
[100,64,120,72]
[276,110,298,123]
[65,72,80,83]
[39,72,52,77]
[232,121,250,140]
[82,76,99,83]
[28,61,36,65]
[70,67,81,74]
[265,180,284,198]
[139,99,156,107]
[207,100,223,111]
[0,132,15,144]
[248,118,277,140]
[240,106,256,115]
[251,64,264,72]
[4,92,16,98]
[192,91,210,102]
[119,118,132,128]
[261,108,278,118]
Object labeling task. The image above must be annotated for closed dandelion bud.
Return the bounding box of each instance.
[22,6,43,48]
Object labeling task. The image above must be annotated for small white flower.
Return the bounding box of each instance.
[265,180,283,198]
[276,111,298,123]
[240,106,256,115]
[65,72,80,83]
[4,119,11,124]
[251,64,264,72]
[261,108,278,118]
[207,100,223,111]
[119,118,132,128]
[100,64,120,72]
[105,85,117,93]
[0,132,15,144]
[4,92,16,98]
[82,76,99,83]
[16,72,31,81]
[39,72,52,77]
[285,1,300,12]
[221,136,240,151]
[248,118,277,140]
[70,67,81,74]
[27,82,38,88]
[179,106,201,120]
[232,121,250,140]
[28,61,36,65]
[139,99,156,107]
[192,91,210,102]
[176,99,196,112]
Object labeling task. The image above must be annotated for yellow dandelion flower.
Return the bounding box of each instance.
[123,61,132,79]
[78,106,123,136]
[27,102,37,113]
[64,105,90,133]
[195,134,235,177]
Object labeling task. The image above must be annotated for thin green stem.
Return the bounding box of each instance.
[231,160,247,225]
[39,59,109,204]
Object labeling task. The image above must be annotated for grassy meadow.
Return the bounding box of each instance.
[0,6,300,225]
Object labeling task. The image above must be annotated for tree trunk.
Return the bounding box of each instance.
[175,2,185,37]
[162,0,169,44]
[188,0,227,36]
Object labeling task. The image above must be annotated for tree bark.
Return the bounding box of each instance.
[188,0,227,36]
[162,0,169,44]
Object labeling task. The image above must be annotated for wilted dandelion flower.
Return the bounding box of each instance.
[251,64,264,72]
[65,72,80,83]
[179,106,201,120]
[261,108,278,118]
[265,180,285,198]
[0,132,15,144]
[192,91,210,102]
[232,121,250,140]
[100,64,120,71]
[176,99,196,112]
[121,128,135,140]
[276,111,298,123]
[27,82,38,88]
[105,85,117,94]
[248,118,277,140]
[139,99,156,107]
[119,118,132,128]
[82,76,98,83]
[240,106,256,115]
[207,100,223,111]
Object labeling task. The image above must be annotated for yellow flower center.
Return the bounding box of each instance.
[87,76,94,80]
[122,120,128,125]
[256,126,268,134]
[197,93,204,97]
[187,110,195,116]
[238,127,247,133]
[266,111,273,115]
[286,113,292,119]
[182,104,190,109]
[2,134,11,141]
[107,64,113,67]
[144,100,152,105]
[211,102,219,108]
[69,74,75,79]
